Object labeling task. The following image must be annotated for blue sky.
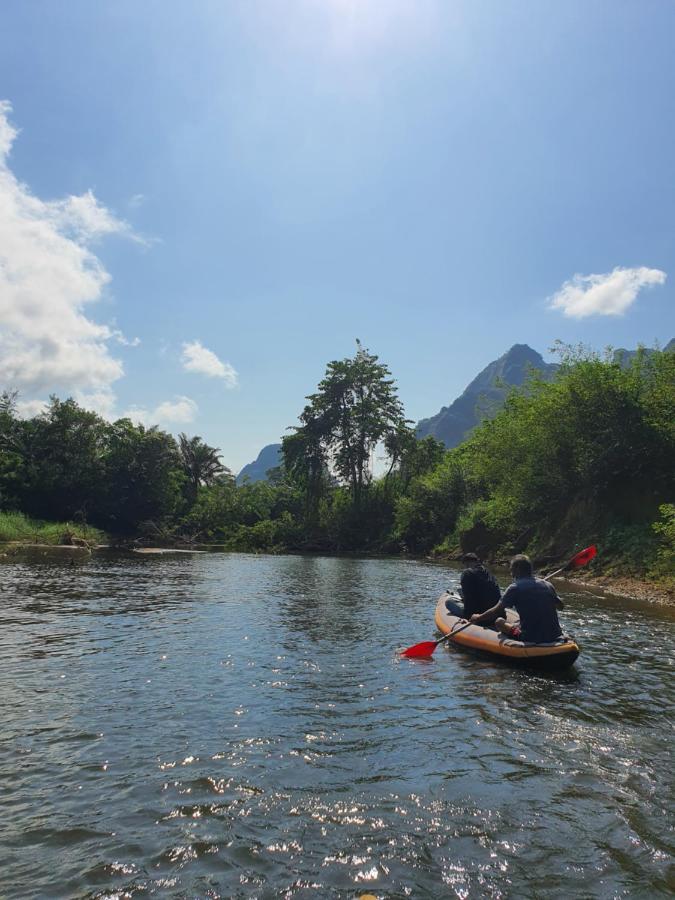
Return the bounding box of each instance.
[0,0,673,471]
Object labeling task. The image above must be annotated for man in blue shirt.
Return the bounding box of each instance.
[470,554,564,644]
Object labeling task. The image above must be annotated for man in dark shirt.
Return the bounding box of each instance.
[445,553,502,619]
[470,554,564,644]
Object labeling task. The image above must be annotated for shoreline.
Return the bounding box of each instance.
[2,540,672,606]
[437,552,675,607]
[556,572,675,607]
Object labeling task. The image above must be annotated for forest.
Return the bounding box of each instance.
[0,342,673,586]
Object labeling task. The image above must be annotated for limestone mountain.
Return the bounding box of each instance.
[613,337,675,366]
[239,340,673,480]
[236,443,283,485]
[416,343,557,448]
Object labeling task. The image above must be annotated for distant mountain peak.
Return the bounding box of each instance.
[236,443,283,485]
[416,343,557,449]
[505,342,541,354]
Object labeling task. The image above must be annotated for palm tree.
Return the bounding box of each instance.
[178,434,230,499]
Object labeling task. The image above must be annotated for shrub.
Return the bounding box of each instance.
[650,504,675,585]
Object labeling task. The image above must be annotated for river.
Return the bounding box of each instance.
[0,552,673,898]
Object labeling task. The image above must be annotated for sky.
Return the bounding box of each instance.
[0,0,673,472]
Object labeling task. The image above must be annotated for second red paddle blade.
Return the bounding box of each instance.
[570,545,597,568]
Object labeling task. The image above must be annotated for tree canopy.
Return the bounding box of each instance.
[284,340,411,502]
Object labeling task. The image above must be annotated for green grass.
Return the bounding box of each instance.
[0,511,105,545]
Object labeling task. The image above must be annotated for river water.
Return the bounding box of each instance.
[0,552,673,898]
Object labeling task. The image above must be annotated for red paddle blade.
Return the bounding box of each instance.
[570,545,597,568]
[401,640,437,658]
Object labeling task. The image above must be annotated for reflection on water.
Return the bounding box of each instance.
[0,553,673,898]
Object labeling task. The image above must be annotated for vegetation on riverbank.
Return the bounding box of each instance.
[0,342,673,586]
[0,511,105,546]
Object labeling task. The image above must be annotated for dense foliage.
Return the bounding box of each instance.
[453,345,675,560]
[0,343,673,583]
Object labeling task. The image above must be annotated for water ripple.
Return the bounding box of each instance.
[0,553,673,898]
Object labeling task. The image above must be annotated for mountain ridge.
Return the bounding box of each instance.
[416,343,558,448]
[237,339,675,478]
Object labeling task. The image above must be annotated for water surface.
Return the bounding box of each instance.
[0,553,673,898]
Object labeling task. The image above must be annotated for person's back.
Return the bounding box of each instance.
[460,560,502,617]
[501,575,563,644]
[469,554,565,643]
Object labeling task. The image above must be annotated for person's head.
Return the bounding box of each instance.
[510,554,533,579]
[462,552,481,567]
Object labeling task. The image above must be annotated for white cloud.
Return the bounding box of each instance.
[112,330,141,347]
[74,387,118,421]
[48,189,144,244]
[125,395,198,427]
[72,388,198,429]
[15,388,198,431]
[549,266,667,319]
[15,398,48,419]
[0,100,139,398]
[181,339,238,386]
[0,101,18,156]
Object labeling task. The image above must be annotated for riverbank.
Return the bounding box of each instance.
[437,548,675,607]
[1,510,672,606]
[559,572,675,607]
[0,542,92,561]
[0,511,104,546]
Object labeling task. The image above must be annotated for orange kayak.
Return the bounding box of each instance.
[435,592,580,669]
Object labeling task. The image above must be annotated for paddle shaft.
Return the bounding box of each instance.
[542,564,567,580]
[435,619,473,646]
[542,547,595,580]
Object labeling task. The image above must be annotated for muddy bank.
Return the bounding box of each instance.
[0,542,92,561]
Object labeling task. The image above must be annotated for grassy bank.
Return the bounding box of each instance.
[0,511,105,546]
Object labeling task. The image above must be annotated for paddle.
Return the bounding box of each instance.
[542,545,597,580]
[401,615,473,659]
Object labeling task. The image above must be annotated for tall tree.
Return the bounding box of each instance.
[103,420,185,532]
[178,433,230,502]
[16,397,108,522]
[0,390,24,509]
[287,341,410,502]
[281,426,329,533]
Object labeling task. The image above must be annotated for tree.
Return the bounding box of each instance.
[180,478,239,540]
[384,429,446,489]
[103,420,185,533]
[281,426,329,530]
[178,433,230,502]
[287,341,410,503]
[0,390,24,509]
[394,455,467,553]
[15,397,108,522]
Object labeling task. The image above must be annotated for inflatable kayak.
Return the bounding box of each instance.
[435,592,580,669]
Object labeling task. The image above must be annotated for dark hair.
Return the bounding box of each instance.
[510,554,533,579]
[462,552,480,565]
